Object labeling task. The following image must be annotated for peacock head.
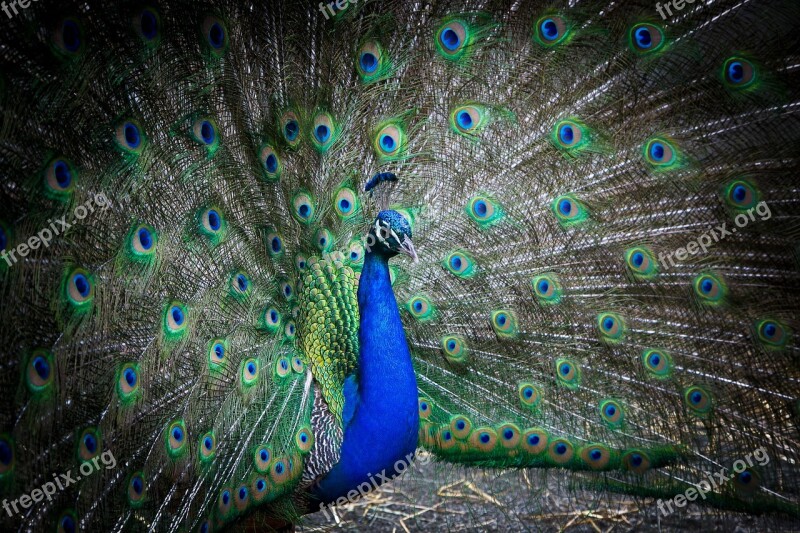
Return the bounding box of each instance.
[366,210,417,262]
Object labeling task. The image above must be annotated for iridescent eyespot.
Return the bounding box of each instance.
[497,423,522,449]
[723,56,756,88]
[78,427,101,462]
[208,338,226,369]
[252,476,269,503]
[278,279,293,302]
[466,195,503,227]
[555,358,580,389]
[134,8,161,44]
[444,250,476,278]
[26,349,55,394]
[199,431,215,462]
[599,399,624,427]
[644,137,677,168]
[235,484,250,511]
[418,398,432,419]
[116,120,145,154]
[522,428,548,455]
[166,420,187,457]
[548,438,574,464]
[531,273,562,304]
[284,320,296,340]
[0,222,9,255]
[518,382,543,408]
[347,241,364,266]
[441,335,467,364]
[217,487,233,517]
[622,450,651,474]
[597,312,625,342]
[629,23,664,53]
[450,105,487,136]
[552,195,588,226]
[117,362,140,402]
[468,428,498,452]
[265,229,284,258]
[374,122,405,159]
[203,16,228,54]
[580,444,611,470]
[732,468,761,495]
[65,268,94,306]
[291,191,316,224]
[684,385,712,415]
[334,187,360,219]
[295,253,309,271]
[449,415,472,439]
[0,436,14,476]
[241,358,259,388]
[53,17,83,55]
[296,427,314,453]
[281,111,301,146]
[261,144,282,181]
[192,118,220,153]
[200,208,225,238]
[128,224,157,258]
[491,309,518,338]
[535,15,569,46]
[722,179,759,210]
[407,294,436,321]
[254,444,272,473]
[754,318,788,348]
[625,246,657,278]
[437,427,457,450]
[436,19,469,58]
[553,119,588,152]
[357,41,387,81]
[641,349,672,378]
[128,471,146,507]
[276,356,291,378]
[57,511,77,533]
[312,113,336,151]
[693,272,726,304]
[45,158,76,196]
[291,356,304,373]
[229,271,251,297]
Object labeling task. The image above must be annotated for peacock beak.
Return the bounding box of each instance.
[399,236,418,263]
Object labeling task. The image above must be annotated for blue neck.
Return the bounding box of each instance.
[312,251,419,504]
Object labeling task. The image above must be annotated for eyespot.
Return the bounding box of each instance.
[128,471,145,507]
[444,250,476,278]
[0,436,14,475]
[166,420,187,457]
[518,382,543,409]
[281,111,301,146]
[374,123,405,159]
[217,487,233,518]
[26,349,55,394]
[254,444,272,473]
[597,312,625,342]
[129,224,157,257]
[291,356,304,373]
[357,41,386,81]
[625,246,657,278]
[723,57,756,88]
[284,320,296,340]
[684,385,713,415]
[693,272,726,304]
[234,484,250,512]
[241,358,259,388]
[117,362,140,402]
[436,426,458,450]
[134,8,161,44]
[722,179,759,210]
[0,222,9,255]
[252,476,270,503]
[497,423,522,449]
[45,158,76,196]
[269,456,291,485]
[53,17,83,55]
[450,105,487,136]
[629,23,664,53]
[553,120,586,150]
[755,318,788,348]
[644,138,677,167]
[295,426,314,453]
[641,349,672,378]
[552,195,588,226]
[312,113,336,151]
[334,187,360,219]
[417,397,433,420]
[291,191,316,224]
[555,359,580,389]
[548,438,574,464]
[276,356,291,378]
[230,271,251,297]
[441,335,468,364]
[436,19,469,58]
[260,308,281,335]
[407,294,436,321]
[732,468,761,495]
[535,15,569,46]
[295,253,309,271]
[66,268,94,306]
[208,338,227,369]
[78,427,101,461]
[279,279,295,301]
[116,120,145,154]
[315,228,333,252]
[466,195,503,227]
[449,415,473,439]
[622,450,651,474]
[522,428,548,455]
[491,310,518,338]
[164,302,188,338]
[531,273,562,304]
[57,511,77,533]
[580,444,611,470]
[599,399,624,427]
[260,144,281,181]
[192,118,219,151]
[199,431,215,462]
[468,428,498,452]
[347,241,364,266]
[200,208,225,237]
[203,16,228,54]
[264,230,284,259]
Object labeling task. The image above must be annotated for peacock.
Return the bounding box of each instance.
[0,0,799,530]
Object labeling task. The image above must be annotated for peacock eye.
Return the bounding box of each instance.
[54,17,83,55]
[684,385,713,415]
[436,19,469,58]
[164,302,188,338]
[78,427,101,461]
[451,105,487,135]
[599,399,624,426]
[535,15,569,46]
[722,179,759,210]
[281,111,301,146]
[555,120,583,149]
[644,137,678,167]
[625,246,657,278]
[334,187,360,219]
[66,268,94,306]
[265,230,283,257]
[241,358,259,387]
[374,123,405,158]
[755,318,787,348]
[597,312,625,342]
[555,358,580,389]
[444,250,476,278]
[135,8,160,43]
[723,57,756,88]
[45,158,76,195]
[312,113,336,150]
[116,120,145,153]
[203,16,228,54]
[291,191,316,224]
[629,23,664,53]
[491,309,518,338]
[693,272,726,304]
[315,228,333,252]
[441,335,467,363]
[348,241,364,265]
[552,195,588,226]
[357,41,382,76]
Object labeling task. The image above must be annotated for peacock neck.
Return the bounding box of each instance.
[311,251,419,505]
